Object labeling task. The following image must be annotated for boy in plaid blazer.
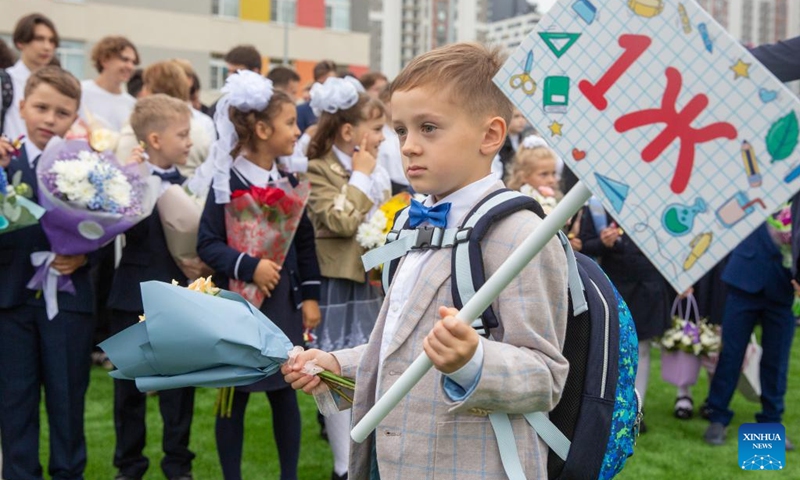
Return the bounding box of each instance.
[284,43,569,479]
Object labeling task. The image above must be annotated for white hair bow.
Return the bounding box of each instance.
[207,70,275,204]
[521,135,549,150]
[309,76,365,117]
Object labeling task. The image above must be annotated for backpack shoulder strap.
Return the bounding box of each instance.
[451,188,569,335]
[380,206,411,292]
[0,69,12,135]
[447,188,587,335]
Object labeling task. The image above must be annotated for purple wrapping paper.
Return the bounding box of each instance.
[29,137,159,319]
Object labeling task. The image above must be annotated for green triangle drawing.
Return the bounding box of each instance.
[595,173,629,213]
[538,32,581,58]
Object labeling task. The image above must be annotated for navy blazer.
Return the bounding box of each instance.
[722,224,792,305]
[0,147,94,313]
[196,169,321,308]
[750,36,800,279]
[106,173,188,312]
[296,102,318,134]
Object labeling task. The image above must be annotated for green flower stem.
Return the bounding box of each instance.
[318,370,355,390]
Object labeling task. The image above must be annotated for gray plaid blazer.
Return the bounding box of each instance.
[332,183,570,479]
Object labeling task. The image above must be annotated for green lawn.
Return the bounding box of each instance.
[31,331,799,479]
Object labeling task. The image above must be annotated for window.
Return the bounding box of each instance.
[209,57,228,90]
[57,40,85,79]
[325,0,351,31]
[212,0,238,18]
[271,0,296,24]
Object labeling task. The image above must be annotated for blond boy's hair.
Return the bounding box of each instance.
[130,94,191,142]
[506,145,557,191]
[391,42,513,125]
[24,66,81,105]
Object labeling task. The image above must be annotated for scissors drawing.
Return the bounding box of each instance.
[510,50,537,95]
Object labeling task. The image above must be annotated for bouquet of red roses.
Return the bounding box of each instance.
[225,178,310,308]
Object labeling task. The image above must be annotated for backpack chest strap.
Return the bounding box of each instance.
[361,225,471,271]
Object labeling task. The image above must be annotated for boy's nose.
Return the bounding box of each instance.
[400,136,420,157]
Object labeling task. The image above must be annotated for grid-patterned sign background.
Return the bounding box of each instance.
[495,0,800,293]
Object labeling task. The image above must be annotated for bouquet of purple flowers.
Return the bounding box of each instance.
[29,137,159,319]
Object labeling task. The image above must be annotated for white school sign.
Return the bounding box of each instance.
[495,0,800,293]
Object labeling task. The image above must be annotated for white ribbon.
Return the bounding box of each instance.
[520,135,549,150]
[209,70,275,204]
[30,251,61,320]
[309,76,365,117]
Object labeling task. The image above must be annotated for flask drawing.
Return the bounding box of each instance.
[662,197,707,236]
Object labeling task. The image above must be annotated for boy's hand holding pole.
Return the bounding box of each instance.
[424,306,480,374]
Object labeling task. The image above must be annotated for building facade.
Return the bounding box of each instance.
[0,0,371,99]
[369,0,489,79]
[486,10,541,54]
[697,0,800,46]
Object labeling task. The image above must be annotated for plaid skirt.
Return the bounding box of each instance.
[313,277,383,352]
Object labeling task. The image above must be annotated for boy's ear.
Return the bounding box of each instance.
[254,119,272,141]
[147,132,161,150]
[340,123,353,143]
[18,99,26,120]
[480,116,507,157]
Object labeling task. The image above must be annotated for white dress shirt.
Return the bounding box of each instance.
[379,174,498,390]
[3,60,31,140]
[146,162,180,196]
[232,156,282,187]
[332,145,391,216]
[24,139,42,169]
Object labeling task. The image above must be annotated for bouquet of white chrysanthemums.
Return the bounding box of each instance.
[660,295,721,356]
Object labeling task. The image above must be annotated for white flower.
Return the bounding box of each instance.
[105,176,132,207]
[356,210,389,250]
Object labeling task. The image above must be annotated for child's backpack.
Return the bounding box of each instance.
[361,188,641,480]
[0,69,13,135]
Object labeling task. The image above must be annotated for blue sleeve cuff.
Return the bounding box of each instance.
[442,341,484,402]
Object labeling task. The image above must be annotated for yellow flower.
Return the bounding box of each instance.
[378,192,412,235]
[89,128,120,152]
[187,276,221,296]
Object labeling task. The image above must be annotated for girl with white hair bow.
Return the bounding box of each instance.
[195,70,322,480]
[303,75,391,480]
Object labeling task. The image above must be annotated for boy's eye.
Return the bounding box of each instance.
[421,124,437,133]
[395,127,407,137]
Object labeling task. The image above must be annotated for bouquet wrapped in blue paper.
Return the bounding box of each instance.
[100,279,294,392]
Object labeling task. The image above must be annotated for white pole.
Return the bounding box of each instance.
[351,181,592,443]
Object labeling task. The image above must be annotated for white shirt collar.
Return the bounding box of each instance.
[232,156,282,187]
[423,174,499,228]
[332,145,353,172]
[24,140,42,168]
[146,162,178,175]
[8,59,31,79]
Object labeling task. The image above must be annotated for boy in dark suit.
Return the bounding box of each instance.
[0,66,95,480]
[106,94,198,480]
[703,224,795,449]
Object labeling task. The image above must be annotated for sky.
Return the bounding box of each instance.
[533,0,558,13]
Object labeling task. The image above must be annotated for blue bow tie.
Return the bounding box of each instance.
[408,199,451,228]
